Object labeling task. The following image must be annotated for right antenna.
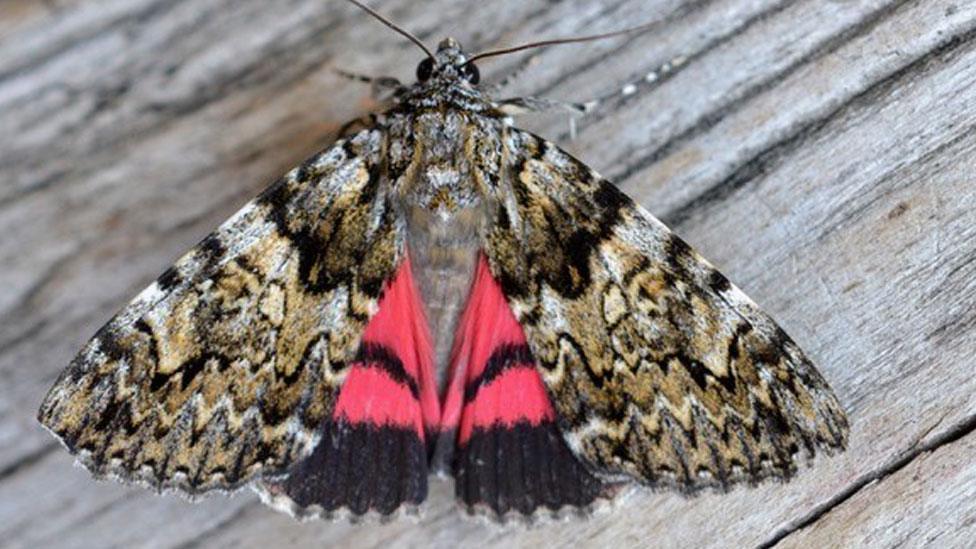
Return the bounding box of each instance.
[466,20,659,64]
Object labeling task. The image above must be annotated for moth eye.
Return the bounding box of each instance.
[416,58,434,82]
[461,63,480,85]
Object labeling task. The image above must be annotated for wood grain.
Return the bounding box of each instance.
[2,0,975,547]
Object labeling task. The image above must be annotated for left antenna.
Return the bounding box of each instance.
[345,0,434,58]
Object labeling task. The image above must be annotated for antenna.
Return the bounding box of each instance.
[467,21,658,64]
[345,0,434,59]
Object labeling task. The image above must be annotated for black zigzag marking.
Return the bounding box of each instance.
[455,421,608,516]
[271,419,427,516]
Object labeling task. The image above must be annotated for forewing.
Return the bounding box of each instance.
[37,129,405,495]
[482,128,849,490]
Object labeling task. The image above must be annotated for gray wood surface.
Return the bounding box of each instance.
[2,0,975,547]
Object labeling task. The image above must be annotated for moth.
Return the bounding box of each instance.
[38,1,848,521]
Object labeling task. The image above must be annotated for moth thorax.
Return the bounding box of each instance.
[411,167,462,211]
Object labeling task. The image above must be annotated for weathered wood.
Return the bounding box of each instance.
[2,0,975,547]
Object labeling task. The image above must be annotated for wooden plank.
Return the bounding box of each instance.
[0,1,76,37]
[2,0,975,547]
[0,449,253,549]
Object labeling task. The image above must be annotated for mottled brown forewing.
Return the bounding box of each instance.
[482,128,848,490]
[37,129,404,494]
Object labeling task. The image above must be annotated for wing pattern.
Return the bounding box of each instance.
[481,128,849,490]
[37,129,405,494]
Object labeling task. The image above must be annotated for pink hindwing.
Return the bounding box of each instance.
[333,255,440,437]
[447,255,608,516]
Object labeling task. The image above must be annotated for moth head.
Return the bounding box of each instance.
[346,0,654,91]
[415,38,481,86]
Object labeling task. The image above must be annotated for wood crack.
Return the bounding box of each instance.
[660,9,976,226]
[0,0,183,86]
[757,411,976,548]
[812,121,976,245]
[170,502,260,549]
[0,12,346,212]
[610,0,912,186]
[0,443,58,483]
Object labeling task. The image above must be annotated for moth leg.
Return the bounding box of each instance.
[337,113,380,139]
[496,96,596,140]
[335,69,405,101]
[496,95,593,115]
